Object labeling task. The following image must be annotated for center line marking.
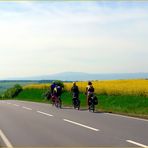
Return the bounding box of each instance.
[37,111,53,117]
[0,129,13,148]
[126,140,148,148]
[22,106,32,110]
[63,119,99,131]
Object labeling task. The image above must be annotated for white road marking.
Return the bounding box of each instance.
[126,140,148,148]
[105,113,148,122]
[7,102,11,105]
[63,119,99,131]
[0,129,13,148]
[22,106,32,110]
[13,104,20,107]
[37,111,53,117]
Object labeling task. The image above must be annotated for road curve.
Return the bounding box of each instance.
[0,100,148,147]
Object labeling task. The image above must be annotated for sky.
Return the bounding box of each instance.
[0,1,148,79]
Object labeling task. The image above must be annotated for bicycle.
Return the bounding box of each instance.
[73,98,80,110]
[88,95,98,112]
[51,95,62,108]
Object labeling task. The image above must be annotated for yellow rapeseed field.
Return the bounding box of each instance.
[64,79,148,97]
[23,79,148,97]
[23,84,50,89]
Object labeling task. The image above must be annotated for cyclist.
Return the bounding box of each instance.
[52,84,62,108]
[71,82,80,109]
[86,81,95,108]
[71,82,79,99]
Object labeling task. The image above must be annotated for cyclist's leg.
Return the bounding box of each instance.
[87,94,90,109]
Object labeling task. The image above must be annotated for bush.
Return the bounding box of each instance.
[3,84,23,98]
[54,80,64,88]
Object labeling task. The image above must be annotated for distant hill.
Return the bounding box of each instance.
[4,72,148,81]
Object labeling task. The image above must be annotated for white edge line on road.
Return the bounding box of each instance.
[126,140,148,148]
[0,129,13,148]
[63,119,99,131]
[37,111,53,117]
[22,106,32,110]
[105,113,148,122]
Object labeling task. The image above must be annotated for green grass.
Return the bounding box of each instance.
[15,89,49,103]
[98,95,148,118]
[0,81,38,95]
[2,88,147,119]
[61,92,148,118]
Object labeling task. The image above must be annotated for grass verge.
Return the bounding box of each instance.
[15,89,49,103]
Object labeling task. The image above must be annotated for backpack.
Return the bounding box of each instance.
[53,87,57,95]
[87,85,94,92]
[72,86,79,93]
[57,85,62,95]
[93,96,98,105]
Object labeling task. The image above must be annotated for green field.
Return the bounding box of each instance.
[0,81,43,95]
[7,88,147,119]
[0,81,28,94]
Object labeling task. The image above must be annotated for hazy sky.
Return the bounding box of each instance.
[0,1,148,79]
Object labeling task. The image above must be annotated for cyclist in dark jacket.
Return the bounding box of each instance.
[71,82,80,109]
[71,82,79,99]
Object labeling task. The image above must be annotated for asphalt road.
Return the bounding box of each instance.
[0,100,148,147]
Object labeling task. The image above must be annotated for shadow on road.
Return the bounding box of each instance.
[61,106,105,114]
[93,110,105,113]
[60,106,73,110]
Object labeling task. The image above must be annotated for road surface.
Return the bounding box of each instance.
[0,100,148,147]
